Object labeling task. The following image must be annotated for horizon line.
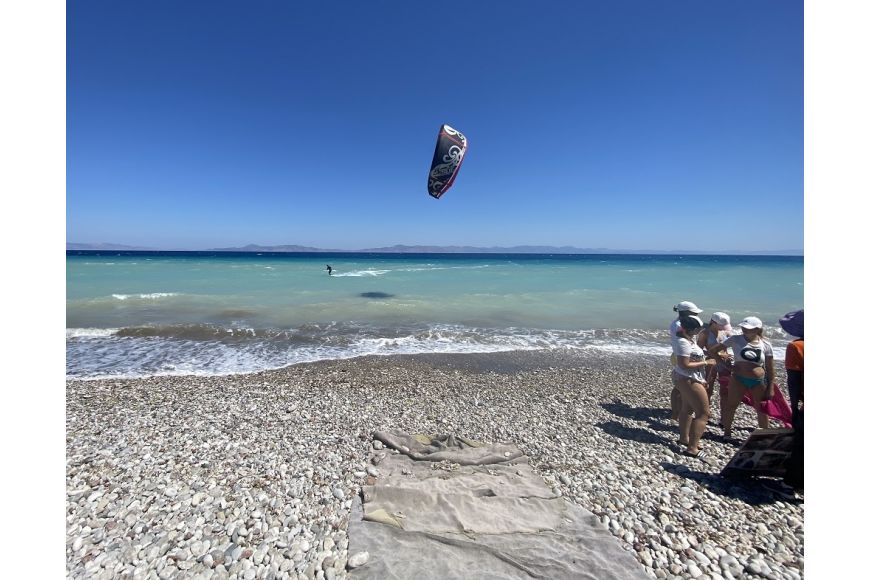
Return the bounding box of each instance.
[66,242,804,256]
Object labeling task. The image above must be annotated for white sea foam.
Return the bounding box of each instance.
[397,264,491,272]
[332,269,390,277]
[111,293,180,300]
[66,323,686,379]
[67,328,120,338]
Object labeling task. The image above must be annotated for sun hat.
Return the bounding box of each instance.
[673,301,703,314]
[738,316,763,330]
[710,312,732,331]
[680,315,704,333]
[779,309,804,338]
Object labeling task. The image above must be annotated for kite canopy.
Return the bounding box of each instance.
[428,124,467,199]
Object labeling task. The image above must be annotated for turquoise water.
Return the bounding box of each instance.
[66,252,803,378]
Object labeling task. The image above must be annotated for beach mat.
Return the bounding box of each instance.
[721,427,795,479]
[347,431,648,579]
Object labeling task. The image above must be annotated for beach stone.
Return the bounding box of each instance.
[747,559,771,576]
[719,554,738,567]
[347,551,369,569]
[688,548,711,566]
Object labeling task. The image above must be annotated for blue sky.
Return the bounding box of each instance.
[67,0,803,252]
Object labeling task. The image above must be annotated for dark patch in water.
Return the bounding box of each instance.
[219,309,257,318]
[359,292,395,299]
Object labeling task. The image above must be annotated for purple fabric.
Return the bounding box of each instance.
[779,309,804,338]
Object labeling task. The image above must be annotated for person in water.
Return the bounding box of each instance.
[709,316,776,440]
[326,265,332,276]
[671,314,717,457]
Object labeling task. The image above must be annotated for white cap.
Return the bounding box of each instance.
[674,301,703,314]
[738,316,763,330]
[710,312,731,329]
[681,315,705,332]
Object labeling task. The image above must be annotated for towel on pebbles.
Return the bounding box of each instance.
[347,430,648,579]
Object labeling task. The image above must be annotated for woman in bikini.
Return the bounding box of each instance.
[671,315,718,457]
[708,316,776,440]
[696,312,733,424]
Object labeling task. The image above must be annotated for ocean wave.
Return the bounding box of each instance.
[66,328,120,338]
[66,324,671,379]
[66,322,794,380]
[111,292,180,300]
[332,269,390,277]
[397,264,491,272]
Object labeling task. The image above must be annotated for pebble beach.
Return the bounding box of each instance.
[66,350,804,579]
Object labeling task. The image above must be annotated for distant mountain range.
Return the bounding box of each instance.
[67,242,804,256]
[67,242,158,251]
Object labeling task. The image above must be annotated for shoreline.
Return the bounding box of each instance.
[67,349,803,579]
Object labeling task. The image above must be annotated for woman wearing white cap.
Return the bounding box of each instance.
[696,312,734,423]
[671,314,717,457]
[669,301,704,421]
[709,316,776,439]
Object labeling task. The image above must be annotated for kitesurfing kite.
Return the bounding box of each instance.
[427,124,467,199]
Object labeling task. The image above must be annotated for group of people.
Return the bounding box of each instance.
[668,300,804,484]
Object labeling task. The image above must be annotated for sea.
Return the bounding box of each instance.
[66,251,804,379]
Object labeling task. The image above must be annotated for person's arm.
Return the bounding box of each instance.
[697,329,710,353]
[786,369,804,407]
[707,342,726,357]
[676,356,716,371]
[785,342,804,408]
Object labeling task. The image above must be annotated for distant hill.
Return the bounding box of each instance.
[208,244,342,253]
[69,242,803,256]
[359,245,609,253]
[207,244,804,256]
[67,242,157,251]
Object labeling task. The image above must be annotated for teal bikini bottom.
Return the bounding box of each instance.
[735,375,766,389]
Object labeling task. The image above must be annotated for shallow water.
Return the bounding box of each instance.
[67,251,803,378]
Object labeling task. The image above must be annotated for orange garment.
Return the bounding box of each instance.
[785,339,804,371]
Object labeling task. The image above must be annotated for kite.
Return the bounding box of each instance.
[427,124,467,199]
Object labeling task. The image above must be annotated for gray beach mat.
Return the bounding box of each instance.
[347,431,648,579]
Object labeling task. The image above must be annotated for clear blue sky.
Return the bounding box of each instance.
[67,0,803,252]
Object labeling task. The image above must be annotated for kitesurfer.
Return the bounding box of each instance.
[326,265,332,276]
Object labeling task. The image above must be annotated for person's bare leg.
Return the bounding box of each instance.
[678,380,710,454]
[722,380,747,438]
[748,385,771,429]
[705,366,716,405]
[718,376,729,426]
[677,379,693,446]
[670,387,681,422]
